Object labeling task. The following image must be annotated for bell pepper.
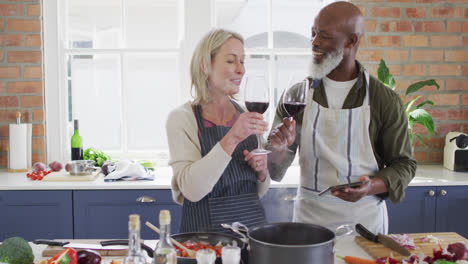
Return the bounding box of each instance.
[48,248,78,264]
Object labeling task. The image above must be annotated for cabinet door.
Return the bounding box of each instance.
[435,186,468,238]
[74,190,182,239]
[0,190,73,241]
[261,188,296,223]
[386,186,436,234]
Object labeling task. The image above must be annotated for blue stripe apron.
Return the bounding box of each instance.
[179,101,266,233]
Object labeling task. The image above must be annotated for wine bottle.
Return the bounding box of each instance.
[154,210,176,264]
[123,214,146,264]
[71,119,83,160]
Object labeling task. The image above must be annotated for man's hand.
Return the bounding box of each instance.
[268,118,296,152]
[331,175,372,202]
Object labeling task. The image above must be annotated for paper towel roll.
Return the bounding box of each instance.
[9,124,29,170]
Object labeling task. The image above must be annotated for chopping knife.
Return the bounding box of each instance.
[32,239,126,250]
[355,223,411,257]
[33,239,70,247]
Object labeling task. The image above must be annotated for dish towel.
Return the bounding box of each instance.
[104,160,155,182]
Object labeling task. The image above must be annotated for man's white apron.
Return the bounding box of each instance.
[294,71,388,234]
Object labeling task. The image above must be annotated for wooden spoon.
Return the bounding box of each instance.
[145,221,197,258]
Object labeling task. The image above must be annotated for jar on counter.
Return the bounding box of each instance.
[196,249,216,264]
[221,246,241,264]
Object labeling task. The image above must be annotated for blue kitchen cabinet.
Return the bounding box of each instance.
[0,190,73,241]
[386,186,468,238]
[261,188,297,223]
[73,189,182,239]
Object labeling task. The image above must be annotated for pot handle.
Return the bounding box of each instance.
[221,222,249,244]
[335,223,354,238]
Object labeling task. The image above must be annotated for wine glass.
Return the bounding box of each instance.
[279,76,309,151]
[244,75,271,155]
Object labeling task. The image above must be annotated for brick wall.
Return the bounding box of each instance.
[352,0,468,163]
[0,0,467,168]
[0,0,45,168]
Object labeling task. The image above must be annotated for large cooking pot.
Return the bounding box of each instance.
[172,232,246,264]
[226,222,347,264]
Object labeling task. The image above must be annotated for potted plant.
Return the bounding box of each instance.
[377,59,440,146]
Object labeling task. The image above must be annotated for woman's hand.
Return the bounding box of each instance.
[243,150,268,182]
[220,112,268,155]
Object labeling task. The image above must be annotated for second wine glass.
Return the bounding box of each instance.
[244,75,271,155]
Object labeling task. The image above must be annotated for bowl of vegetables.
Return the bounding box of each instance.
[68,160,98,176]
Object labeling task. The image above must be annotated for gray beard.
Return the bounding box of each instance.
[308,48,344,79]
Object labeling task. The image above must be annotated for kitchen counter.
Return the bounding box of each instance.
[29,235,371,264]
[1,164,468,191]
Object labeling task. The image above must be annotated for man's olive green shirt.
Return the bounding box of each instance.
[268,61,417,204]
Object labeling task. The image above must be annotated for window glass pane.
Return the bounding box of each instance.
[126,0,180,48]
[276,55,311,105]
[65,0,122,49]
[272,0,325,48]
[125,54,178,151]
[68,54,122,150]
[216,0,268,48]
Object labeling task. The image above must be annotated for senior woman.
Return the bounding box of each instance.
[166,28,270,232]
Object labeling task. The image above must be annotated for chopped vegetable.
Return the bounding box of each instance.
[33,162,46,172]
[76,249,101,264]
[175,240,223,258]
[337,255,377,264]
[83,148,111,167]
[47,248,77,264]
[389,234,418,250]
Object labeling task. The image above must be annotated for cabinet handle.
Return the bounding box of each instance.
[439,189,447,196]
[136,195,156,203]
[282,194,296,201]
[428,190,435,197]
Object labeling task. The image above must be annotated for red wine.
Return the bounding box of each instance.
[246,101,269,114]
[283,102,306,117]
[71,147,83,160]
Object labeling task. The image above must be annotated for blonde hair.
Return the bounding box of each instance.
[190,28,244,104]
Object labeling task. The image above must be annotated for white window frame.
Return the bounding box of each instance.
[44,0,316,164]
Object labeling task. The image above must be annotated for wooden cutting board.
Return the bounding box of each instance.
[42,170,101,182]
[355,232,468,261]
[41,240,128,257]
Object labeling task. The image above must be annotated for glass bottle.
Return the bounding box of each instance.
[123,214,146,264]
[221,246,241,264]
[71,119,83,160]
[154,210,176,264]
[196,249,216,264]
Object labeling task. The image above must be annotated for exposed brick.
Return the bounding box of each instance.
[0,35,24,47]
[25,34,41,47]
[446,50,468,62]
[369,36,401,47]
[0,66,21,78]
[447,79,468,90]
[0,153,6,168]
[32,109,43,121]
[32,137,45,152]
[0,18,5,31]
[428,94,459,105]
[0,82,5,94]
[429,64,462,76]
[32,124,44,136]
[389,0,412,2]
[372,7,401,18]
[412,123,428,135]
[357,6,366,16]
[411,49,443,61]
[8,51,41,63]
[414,136,444,148]
[0,110,22,122]
[463,94,468,105]
[432,6,464,18]
[8,81,42,93]
[464,65,468,77]
[448,109,468,120]
[380,20,412,32]
[365,20,377,32]
[463,125,468,135]
[406,7,426,18]
[0,125,9,137]
[431,35,462,47]
[20,95,43,107]
[0,96,19,107]
[435,123,462,135]
[404,64,426,76]
[8,19,41,32]
[426,109,447,120]
[32,153,46,164]
[357,50,383,61]
[0,139,7,152]
[0,50,3,61]
[385,50,409,61]
[465,36,468,47]
[0,4,23,16]
[24,66,42,79]
[429,151,443,163]
[403,35,428,47]
[414,151,427,163]
[416,0,440,3]
[27,4,40,16]
[447,21,468,33]
[414,21,445,32]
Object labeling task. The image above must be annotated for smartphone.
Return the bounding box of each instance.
[318,180,369,196]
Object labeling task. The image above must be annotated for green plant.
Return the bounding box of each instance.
[377,59,440,146]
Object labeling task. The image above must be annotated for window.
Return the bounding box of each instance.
[44,0,334,164]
